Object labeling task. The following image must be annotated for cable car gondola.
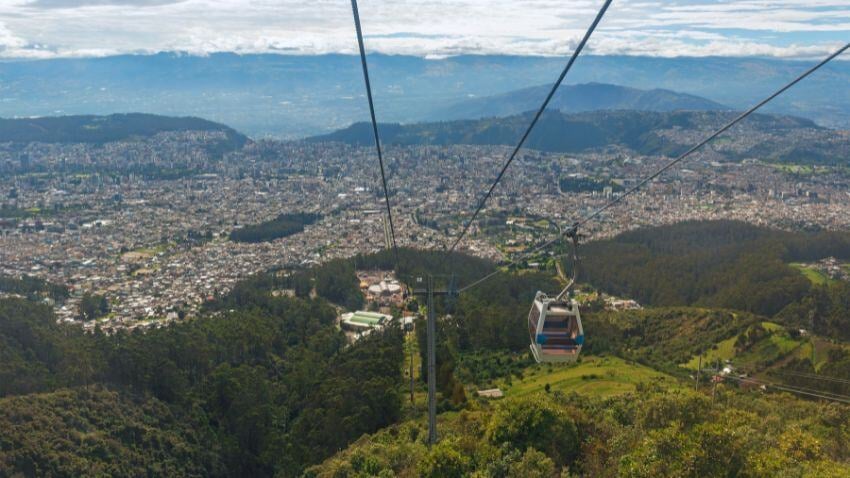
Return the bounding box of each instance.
[528,230,584,363]
[528,291,584,363]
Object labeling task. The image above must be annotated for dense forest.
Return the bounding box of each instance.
[0,281,402,476]
[229,212,321,243]
[210,259,366,312]
[578,220,850,320]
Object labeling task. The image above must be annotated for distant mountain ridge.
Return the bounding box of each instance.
[1,53,849,137]
[310,109,848,165]
[430,82,728,120]
[0,113,247,148]
[0,113,248,149]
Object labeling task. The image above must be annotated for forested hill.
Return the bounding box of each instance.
[0,113,248,148]
[578,220,850,336]
[309,110,849,165]
[3,234,850,475]
[430,82,728,120]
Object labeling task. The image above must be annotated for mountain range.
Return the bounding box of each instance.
[309,109,849,165]
[0,53,849,137]
[2,109,845,168]
[429,82,728,120]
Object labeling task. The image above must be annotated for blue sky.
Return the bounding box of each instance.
[0,0,846,59]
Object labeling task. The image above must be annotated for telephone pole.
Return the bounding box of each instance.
[695,354,702,391]
[409,329,415,404]
[712,360,720,402]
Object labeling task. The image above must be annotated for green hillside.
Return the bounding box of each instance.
[681,321,805,371]
[309,110,849,165]
[0,289,403,477]
[505,356,675,398]
[579,220,850,320]
[309,386,850,477]
[0,113,247,149]
[3,224,850,476]
[791,263,836,286]
[0,387,220,476]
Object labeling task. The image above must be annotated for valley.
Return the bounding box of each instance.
[1,2,849,477]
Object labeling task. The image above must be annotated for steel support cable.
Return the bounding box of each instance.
[351,0,400,268]
[458,42,850,294]
[573,42,850,231]
[770,369,850,385]
[723,375,850,404]
[447,0,614,254]
[735,376,850,401]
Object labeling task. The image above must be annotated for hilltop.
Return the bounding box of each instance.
[0,113,247,149]
[309,109,848,165]
[430,82,728,121]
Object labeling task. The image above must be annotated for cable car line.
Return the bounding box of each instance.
[350,0,400,268]
[341,4,849,446]
[723,375,850,404]
[458,41,850,294]
[446,0,614,255]
[743,377,850,401]
[770,369,850,385]
[572,42,850,231]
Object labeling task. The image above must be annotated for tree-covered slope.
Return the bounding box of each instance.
[578,220,850,319]
[3,233,850,476]
[309,387,850,477]
[0,280,403,477]
[0,113,247,149]
[0,386,221,477]
[309,109,848,165]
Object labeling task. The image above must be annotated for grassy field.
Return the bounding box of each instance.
[790,263,832,286]
[768,164,832,175]
[810,337,850,371]
[735,330,802,369]
[682,322,802,371]
[504,355,675,398]
[682,335,737,370]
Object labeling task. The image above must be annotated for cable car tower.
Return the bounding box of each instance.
[409,275,458,445]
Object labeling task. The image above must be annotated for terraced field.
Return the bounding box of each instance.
[682,321,805,371]
[505,355,675,398]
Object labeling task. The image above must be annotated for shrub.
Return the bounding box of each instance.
[486,394,580,466]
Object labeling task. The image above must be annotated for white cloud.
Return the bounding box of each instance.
[0,0,845,59]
